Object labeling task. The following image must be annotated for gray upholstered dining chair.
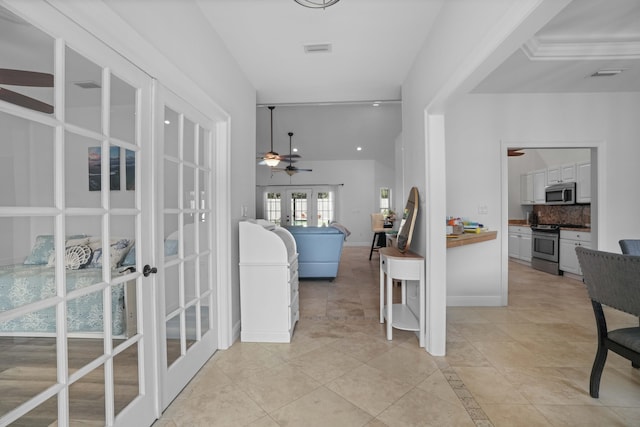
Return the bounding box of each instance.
[575,247,640,398]
[619,239,640,255]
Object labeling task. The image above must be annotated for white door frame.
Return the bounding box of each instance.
[500,139,604,304]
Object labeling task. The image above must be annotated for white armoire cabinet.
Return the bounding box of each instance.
[239,220,299,342]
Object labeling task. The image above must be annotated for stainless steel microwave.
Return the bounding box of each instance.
[545,182,576,205]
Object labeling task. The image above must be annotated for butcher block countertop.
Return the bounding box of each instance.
[447,231,497,248]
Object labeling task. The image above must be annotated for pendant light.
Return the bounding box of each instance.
[263,106,280,167]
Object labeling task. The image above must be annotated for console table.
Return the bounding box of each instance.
[379,247,425,347]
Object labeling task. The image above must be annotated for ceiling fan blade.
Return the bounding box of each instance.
[0,68,54,87]
[507,149,525,157]
[0,87,53,114]
[280,154,301,159]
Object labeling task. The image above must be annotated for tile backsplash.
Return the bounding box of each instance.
[534,204,590,226]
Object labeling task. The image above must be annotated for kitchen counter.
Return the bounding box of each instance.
[560,226,591,232]
[447,231,497,248]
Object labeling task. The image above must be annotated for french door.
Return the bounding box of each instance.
[0,1,156,425]
[154,84,218,408]
[284,189,313,227]
[267,187,336,227]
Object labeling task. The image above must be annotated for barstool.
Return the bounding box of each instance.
[369,213,387,260]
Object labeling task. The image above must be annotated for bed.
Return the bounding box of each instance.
[0,235,135,338]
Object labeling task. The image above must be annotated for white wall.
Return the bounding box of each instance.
[401,0,564,354]
[445,91,640,306]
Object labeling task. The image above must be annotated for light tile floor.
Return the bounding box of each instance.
[155,247,640,426]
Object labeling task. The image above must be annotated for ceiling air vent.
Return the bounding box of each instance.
[304,43,332,54]
[74,80,101,89]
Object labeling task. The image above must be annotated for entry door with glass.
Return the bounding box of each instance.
[155,86,218,408]
[285,189,313,226]
[0,3,156,426]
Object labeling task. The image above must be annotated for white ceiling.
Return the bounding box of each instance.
[198,0,640,165]
[196,0,445,105]
[197,0,640,104]
[473,0,640,94]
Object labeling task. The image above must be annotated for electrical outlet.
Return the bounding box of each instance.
[478,204,488,215]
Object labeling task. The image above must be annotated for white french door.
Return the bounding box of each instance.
[0,1,157,426]
[154,84,219,408]
[284,189,313,227]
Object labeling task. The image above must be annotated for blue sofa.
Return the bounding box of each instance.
[285,226,346,279]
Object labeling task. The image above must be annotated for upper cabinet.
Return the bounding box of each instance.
[576,161,591,203]
[547,163,576,185]
[520,169,546,205]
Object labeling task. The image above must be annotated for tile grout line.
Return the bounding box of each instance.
[436,360,495,427]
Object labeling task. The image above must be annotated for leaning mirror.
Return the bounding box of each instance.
[397,187,419,253]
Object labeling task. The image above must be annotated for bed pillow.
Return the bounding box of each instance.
[64,245,93,270]
[24,235,88,265]
[120,239,179,267]
[46,237,91,267]
[24,235,55,265]
[87,238,134,269]
[121,245,136,266]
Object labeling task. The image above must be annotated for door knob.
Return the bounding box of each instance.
[143,265,158,277]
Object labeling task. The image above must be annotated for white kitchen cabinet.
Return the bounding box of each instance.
[532,169,546,204]
[508,225,532,262]
[576,161,591,203]
[239,220,299,342]
[560,229,591,275]
[547,163,576,184]
[520,173,533,205]
[520,169,545,205]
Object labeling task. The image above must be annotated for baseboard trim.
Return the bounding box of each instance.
[447,296,503,307]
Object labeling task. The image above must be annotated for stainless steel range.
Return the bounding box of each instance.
[531,224,561,275]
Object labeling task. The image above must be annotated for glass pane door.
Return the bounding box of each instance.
[0,4,156,426]
[156,86,218,408]
[285,189,313,227]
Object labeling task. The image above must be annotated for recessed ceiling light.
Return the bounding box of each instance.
[590,69,625,77]
[356,147,362,151]
[372,103,380,107]
[164,120,171,125]
[293,148,298,152]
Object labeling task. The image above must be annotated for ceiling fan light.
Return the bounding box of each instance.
[264,157,280,167]
[294,0,340,9]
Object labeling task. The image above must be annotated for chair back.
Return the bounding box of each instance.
[371,213,385,231]
[576,247,640,317]
[619,239,640,255]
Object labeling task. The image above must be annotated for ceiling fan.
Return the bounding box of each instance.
[507,148,525,157]
[0,68,54,114]
[257,105,300,167]
[272,132,312,176]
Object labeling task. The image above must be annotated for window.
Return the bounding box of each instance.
[380,187,391,214]
[265,192,281,225]
[317,191,334,226]
[261,186,338,227]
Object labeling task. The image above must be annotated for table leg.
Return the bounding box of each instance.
[379,268,384,324]
[386,272,393,340]
[401,279,407,304]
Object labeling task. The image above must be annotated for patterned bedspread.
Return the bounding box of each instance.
[0,264,126,335]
